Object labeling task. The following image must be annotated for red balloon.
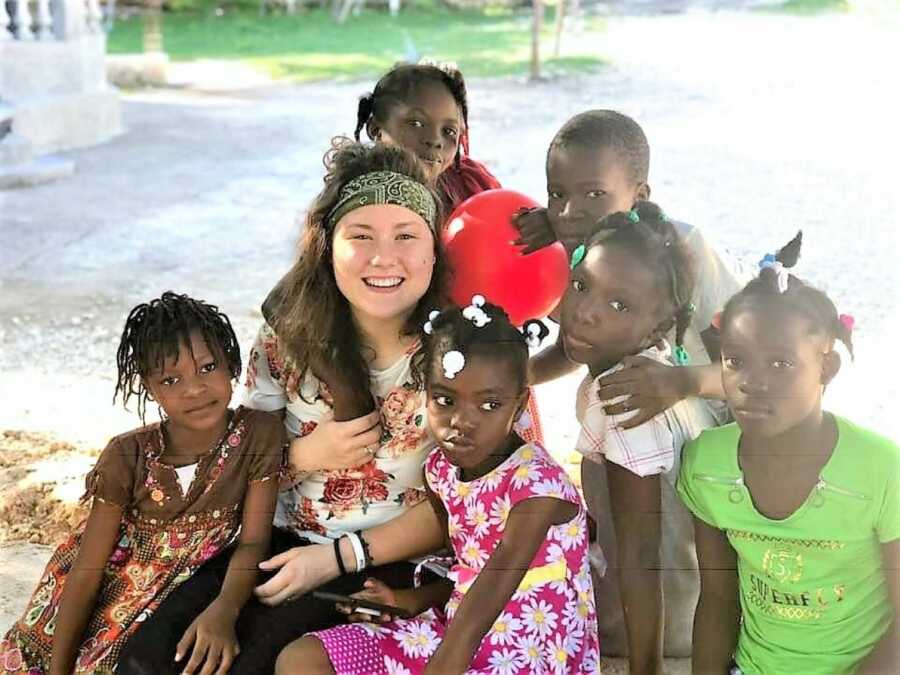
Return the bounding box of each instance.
[442,189,569,326]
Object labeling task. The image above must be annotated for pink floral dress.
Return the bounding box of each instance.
[312,443,600,674]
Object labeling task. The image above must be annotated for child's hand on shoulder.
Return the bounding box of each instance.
[512,206,556,254]
[175,597,240,674]
[597,354,694,429]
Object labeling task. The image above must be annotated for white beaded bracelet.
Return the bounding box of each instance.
[344,532,367,573]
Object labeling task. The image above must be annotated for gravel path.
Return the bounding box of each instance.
[1,6,898,659]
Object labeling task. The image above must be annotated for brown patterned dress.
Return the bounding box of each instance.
[0,407,284,675]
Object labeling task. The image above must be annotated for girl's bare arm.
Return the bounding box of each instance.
[607,462,664,675]
[857,539,900,673]
[425,497,577,673]
[177,478,278,674]
[49,500,123,675]
[692,517,740,675]
[529,334,580,385]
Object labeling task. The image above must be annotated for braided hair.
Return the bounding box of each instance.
[720,232,855,358]
[354,63,500,213]
[587,200,696,352]
[424,301,549,392]
[114,291,241,422]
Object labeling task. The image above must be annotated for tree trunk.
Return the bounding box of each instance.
[552,0,566,58]
[530,0,543,80]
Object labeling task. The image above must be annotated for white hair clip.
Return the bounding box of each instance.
[423,309,441,335]
[461,295,491,328]
[758,254,789,294]
[442,350,465,379]
[523,322,543,349]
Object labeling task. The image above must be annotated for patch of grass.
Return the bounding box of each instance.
[107,7,607,81]
[760,0,850,15]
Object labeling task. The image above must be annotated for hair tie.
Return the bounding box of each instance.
[838,314,855,333]
[423,309,440,335]
[521,320,547,349]
[461,294,491,328]
[758,253,789,294]
[442,350,465,379]
[673,345,690,366]
[570,243,586,270]
[627,210,640,224]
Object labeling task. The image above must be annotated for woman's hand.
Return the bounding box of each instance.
[254,544,337,606]
[512,207,556,254]
[338,578,415,623]
[290,410,381,472]
[175,598,240,675]
[596,355,695,429]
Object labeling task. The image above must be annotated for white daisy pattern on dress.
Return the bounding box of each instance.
[307,442,599,673]
[466,500,492,539]
[488,611,523,647]
[488,647,523,675]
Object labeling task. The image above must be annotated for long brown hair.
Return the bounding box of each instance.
[274,139,448,397]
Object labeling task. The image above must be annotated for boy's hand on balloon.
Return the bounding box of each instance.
[597,355,693,429]
[175,598,240,675]
[512,207,556,254]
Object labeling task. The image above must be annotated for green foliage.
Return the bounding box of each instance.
[760,0,850,15]
[107,7,606,81]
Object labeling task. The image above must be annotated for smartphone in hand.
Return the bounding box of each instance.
[312,590,413,619]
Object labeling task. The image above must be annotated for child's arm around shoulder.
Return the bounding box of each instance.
[529,330,581,385]
[597,357,724,431]
[50,437,135,675]
[426,492,577,673]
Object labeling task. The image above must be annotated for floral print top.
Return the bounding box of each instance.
[242,321,432,540]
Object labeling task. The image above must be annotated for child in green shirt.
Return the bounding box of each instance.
[678,232,900,674]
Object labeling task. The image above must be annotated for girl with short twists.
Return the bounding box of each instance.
[3,292,283,675]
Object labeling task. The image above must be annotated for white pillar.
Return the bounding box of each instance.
[54,0,86,39]
[35,0,53,39]
[85,0,102,33]
[2,1,13,40]
[14,0,35,40]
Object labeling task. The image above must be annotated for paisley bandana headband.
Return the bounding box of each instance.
[327,170,438,231]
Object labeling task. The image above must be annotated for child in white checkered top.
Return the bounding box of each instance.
[558,201,719,674]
